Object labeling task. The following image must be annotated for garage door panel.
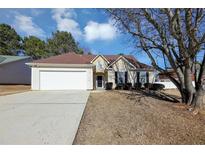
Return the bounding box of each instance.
[40,71,87,90]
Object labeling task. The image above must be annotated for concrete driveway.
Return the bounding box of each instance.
[0,90,90,144]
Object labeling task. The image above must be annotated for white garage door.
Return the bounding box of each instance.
[40,71,87,90]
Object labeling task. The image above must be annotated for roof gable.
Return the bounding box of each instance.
[107,55,137,69]
[90,55,110,64]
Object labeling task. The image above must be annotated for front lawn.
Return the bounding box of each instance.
[73,90,205,144]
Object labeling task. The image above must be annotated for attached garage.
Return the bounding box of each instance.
[27,63,94,90]
[26,52,95,90]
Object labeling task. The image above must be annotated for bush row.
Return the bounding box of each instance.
[105,82,165,91]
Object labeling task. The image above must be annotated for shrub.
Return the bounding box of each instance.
[115,83,124,90]
[134,83,142,89]
[144,83,165,91]
[124,83,132,90]
[144,83,153,89]
[152,83,165,90]
[105,82,113,90]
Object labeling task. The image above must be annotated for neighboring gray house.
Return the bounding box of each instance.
[0,55,31,84]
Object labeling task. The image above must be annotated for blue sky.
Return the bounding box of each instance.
[0,8,204,68]
[0,8,152,65]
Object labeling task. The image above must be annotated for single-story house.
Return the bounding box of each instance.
[157,69,179,82]
[155,66,205,89]
[0,55,31,84]
[27,52,154,90]
[157,64,203,82]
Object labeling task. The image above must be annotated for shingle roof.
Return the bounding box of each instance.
[34,52,95,64]
[0,55,30,65]
[33,52,153,69]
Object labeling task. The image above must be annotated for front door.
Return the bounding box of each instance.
[97,76,103,88]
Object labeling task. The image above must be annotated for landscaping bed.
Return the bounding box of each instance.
[73,90,205,144]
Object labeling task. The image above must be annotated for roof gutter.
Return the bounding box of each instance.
[26,63,95,68]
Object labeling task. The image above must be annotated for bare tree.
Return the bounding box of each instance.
[107,9,205,110]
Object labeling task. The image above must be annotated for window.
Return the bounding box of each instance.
[96,61,103,69]
[115,72,128,84]
[140,72,146,84]
[118,72,125,84]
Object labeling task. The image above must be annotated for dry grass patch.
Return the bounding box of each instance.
[74,90,205,145]
[0,85,30,96]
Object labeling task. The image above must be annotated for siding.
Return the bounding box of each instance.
[0,58,31,84]
[92,56,108,72]
[108,59,155,88]
[108,59,136,87]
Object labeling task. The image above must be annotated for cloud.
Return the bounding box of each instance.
[31,9,44,16]
[14,14,45,38]
[84,20,117,42]
[51,8,82,39]
[51,9,117,42]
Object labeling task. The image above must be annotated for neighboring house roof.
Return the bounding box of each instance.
[32,52,153,70]
[158,66,204,81]
[158,71,178,80]
[0,55,30,66]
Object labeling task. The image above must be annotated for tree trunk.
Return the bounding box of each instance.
[193,86,205,110]
[179,88,188,103]
[184,66,196,105]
